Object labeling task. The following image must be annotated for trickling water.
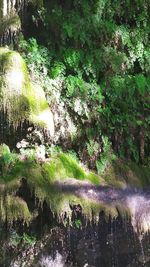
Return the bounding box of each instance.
[2,215,150,267]
[139,235,146,267]
[39,251,64,267]
[1,181,150,267]
[110,218,115,267]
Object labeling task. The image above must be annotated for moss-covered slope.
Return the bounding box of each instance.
[0,144,104,223]
[0,144,149,234]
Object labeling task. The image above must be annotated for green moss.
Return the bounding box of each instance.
[0,144,24,184]
[18,152,118,223]
[39,153,102,186]
[0,48,30,125]
[0,148,103,222]
[59,153,86,180]
[0,179,20,196]
[0,195,31,223]
[87,172,103,185]
[26,83,47,114]
[0,147,149,226]
[116,203,131,220]
[0,48,53,132]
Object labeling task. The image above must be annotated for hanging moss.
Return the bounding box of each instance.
[0,146,149,233]
[0,195,31,224]
[0,48,54,135]
[0,14,21,36]
[0,147,105,223]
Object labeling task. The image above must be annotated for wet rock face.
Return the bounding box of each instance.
[5,217,150,267]
[76,232,101,266]
[74,219,150,267]
[48,79,78,146]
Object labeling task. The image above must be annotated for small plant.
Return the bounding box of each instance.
[65,75,85,97]
[22,233,36,246]
[87,140,99,157]
[50,61,66,78]
[0,144,19,177]
[19,37,51,80]
[96,136,115,175]
[10,231,21,246]
[9,232,36,247]
[74,219,82,229]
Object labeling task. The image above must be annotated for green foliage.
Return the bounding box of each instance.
[22,233,36,246]
[19,0,150,164]
[50,61,66,78]
[96,137,114,175]
[10,232,36,247]
[74,219,82,229]
[0,144,21,180]
[65,75,85,97]
[135,74,148,95]
[87,140,99,157]
[10,231,22,246]
[19,37,51,78]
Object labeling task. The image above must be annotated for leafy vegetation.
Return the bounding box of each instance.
[0,2,150,266]
[19,0,150,166]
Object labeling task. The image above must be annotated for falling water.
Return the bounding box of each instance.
[3,206,150,267]
[39,252,64,267]
[139,235,146,267]
[1,176,150,266]
[110,218,115,267]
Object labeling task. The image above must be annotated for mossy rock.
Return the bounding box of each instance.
[0,195,31,224]
[0,48,54,135]
[0,145,149,231]
[0,146,104,224]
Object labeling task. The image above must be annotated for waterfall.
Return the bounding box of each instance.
[0,0,24,18]
[0,0,26,46]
